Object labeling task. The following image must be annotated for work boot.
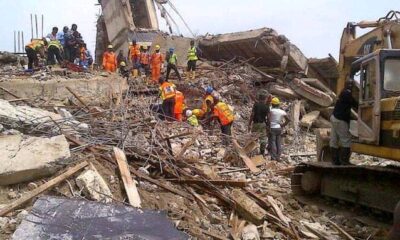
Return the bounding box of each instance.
[330,147,340,165]
[340,147,352,165]
[191,71,196,80]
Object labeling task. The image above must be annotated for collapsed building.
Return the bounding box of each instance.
[0,1,395,240]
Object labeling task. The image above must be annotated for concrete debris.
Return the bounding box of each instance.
[0,99,88,134]
[290,78,334,107]
[0,134,71,185]
[300,110,320,128]
[76,167,113,203]
[241,224,261,240]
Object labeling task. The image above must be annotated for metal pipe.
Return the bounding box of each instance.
[17,31,20,52]
[386,30,393,49]
[41,14,44,38]
[13,31,16,53]
[22,31,24,50]
[30,14,33,39]
[35,14,38,38]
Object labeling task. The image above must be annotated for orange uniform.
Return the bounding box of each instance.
[151,52,164,83]
[129,44,140,62]
[140,52,150,65]
[174,91,185,121]
[102,51,117,72]
[213,102,234,126]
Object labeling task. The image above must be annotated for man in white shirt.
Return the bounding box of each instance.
[268,97,290,161]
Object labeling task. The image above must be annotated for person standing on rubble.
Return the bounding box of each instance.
[166,48,182,81]
[46,27,58,41]
[329,80,358,165]
[102,45,117,72]
[47,37,63,66]
[117,50,127,66]
[139,45,151,79]
[268,97,290,161]
[159,76,176,121]
[128,40,140,77]
[150,45,164,84]
[248,91,271,156]
[66,24,83,62]
[174,90,185,121]
[187,40,198,80]
[208,93,235,145]
[25,38,47,70]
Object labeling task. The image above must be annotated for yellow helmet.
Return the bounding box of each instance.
[107,44,113,49]
[271,97,280,105]
[155,45,160,50]
[142,45,148,50]
[120,61,126,67]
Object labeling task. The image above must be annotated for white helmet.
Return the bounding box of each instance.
[186,110,192,117]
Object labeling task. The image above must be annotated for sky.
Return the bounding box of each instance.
[0,0,398,60]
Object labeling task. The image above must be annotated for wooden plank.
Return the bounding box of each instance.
[232,139,260,173]
[129,166,193,200]
[266,196,291,226]
[167,179,248,187]
[0,161,88,217]
[176,134,197,159]
[231,189,267,225]
[113,147,142,208]
[328,220,355,240]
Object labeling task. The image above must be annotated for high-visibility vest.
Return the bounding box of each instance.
[213,102,234,126]
[159,82,176,100]
[48,40,62,50]
[26,40,44,51]
[129,44,140,60]
[140,52,150,65]
[201,94,214,113]
[151,52,164,65]
[187,115,199,127]
[174,91,185,113]
[187,46,198,61]
[169,53,178,65]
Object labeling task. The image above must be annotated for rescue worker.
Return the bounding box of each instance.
[119,61,130,78]
[25,38,47,70]
[208,93,234,145]
[187,40,198,80]
[139,45,151,78]
[186,110,199,127]
[166,48,182,81]
[174,90,185,121]
[268,97,290,161]
[159,76,176,121]
[150,45,164,84]
[102,45,117,72]
[47,37,63,66]
[128,40,140,77]
[330,80,358,165]
[193,86,214,119]
[117,50,127,66]
[248,91,271,156]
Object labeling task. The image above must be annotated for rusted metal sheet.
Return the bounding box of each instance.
[199,28,308,72]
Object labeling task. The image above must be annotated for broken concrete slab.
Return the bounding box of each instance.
[76,167,113,203]
[12,196,188,239]
[0,99,88,134]
[290,78,334,107]
[269,84,299,99]
[300,111,320,128]
[0,134,71,185]
[199,28,308,72]
[231,189,267,225]
[308,56,339,92]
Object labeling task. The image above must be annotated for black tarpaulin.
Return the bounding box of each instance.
[12,196,188,240]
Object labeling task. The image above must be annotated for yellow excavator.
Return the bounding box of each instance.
[292,10,400,214]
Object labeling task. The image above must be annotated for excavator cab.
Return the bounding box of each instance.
[350,49,400,160]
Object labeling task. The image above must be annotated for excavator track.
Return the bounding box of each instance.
[291,162,400,213]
